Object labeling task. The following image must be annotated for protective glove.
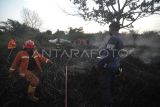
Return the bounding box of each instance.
[115,67,123,77]
[48,59,53,64]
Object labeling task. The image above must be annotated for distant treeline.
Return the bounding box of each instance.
[0,19,160,49]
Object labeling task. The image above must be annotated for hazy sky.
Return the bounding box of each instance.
[0,0,160,33]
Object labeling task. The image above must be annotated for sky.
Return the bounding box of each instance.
[0,0,160,33]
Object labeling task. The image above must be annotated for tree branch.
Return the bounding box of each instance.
[106,5,111,13]
[117,0,120,11]
[122,13,141,28]
[120,0,128,13]
[110,3,117,13]
[121,17,125,27]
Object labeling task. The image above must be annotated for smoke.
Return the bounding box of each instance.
[125,35,160,64]
[92,34,160,64]
[92,35,110,49]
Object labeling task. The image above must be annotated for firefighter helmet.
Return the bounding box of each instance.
[24,40,35,49]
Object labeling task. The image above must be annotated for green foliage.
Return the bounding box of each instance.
[0,19,40,37]
[0,19,26,36]
[0,18,159,51]
[68,27,83,35]
[45,30,52,35]
[67,27,84,40]
[53,29,66,39]
[141,31,159,37]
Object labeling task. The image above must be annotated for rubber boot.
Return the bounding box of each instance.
[28,85,39,102]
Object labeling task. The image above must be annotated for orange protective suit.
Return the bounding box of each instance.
[9,50,50,86]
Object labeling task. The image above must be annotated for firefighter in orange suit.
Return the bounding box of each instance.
[7,38,16,60]
[9,40,53,101]
[8,38,16,50]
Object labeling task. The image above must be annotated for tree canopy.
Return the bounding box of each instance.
[0,19,39,36]
[70,0,160,30]
[0,19,27,36]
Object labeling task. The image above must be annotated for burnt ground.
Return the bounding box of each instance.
[0,48,160,107]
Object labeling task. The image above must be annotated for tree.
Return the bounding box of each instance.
[0,19,28,36]
[22,8,42,29]
[70,0,160,30]
[0,19,40,36]
[129,30,139,47]
[68,27,84,35]
[67,27,84,40]
[45,30,52,35]
[54,29,65,36]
